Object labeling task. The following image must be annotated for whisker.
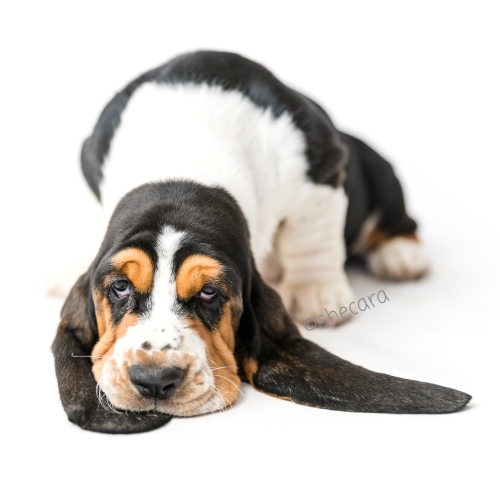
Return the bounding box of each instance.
[193,396,208,416]
[202,386,223,413]
[213,374,244,397]
[207,393,223,413]
[95,375,127,415]
[98,386,113,413]
[205,356,238,372]
[96,384,110,413]
[213,385,232,408]
[72,353,109,360]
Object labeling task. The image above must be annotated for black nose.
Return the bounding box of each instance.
[129,365,185,400]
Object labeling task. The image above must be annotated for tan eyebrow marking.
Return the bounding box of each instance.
[176,255,223,300]
[111,248,154,293]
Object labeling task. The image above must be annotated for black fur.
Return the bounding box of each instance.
[52,272,172,433]
[82,50,416,248]
[82,51,348,202]
[53,182,253,432]
[54,52,471,432]
[341,132,417,246]
[239,269,470,413]
[53,181,470,433]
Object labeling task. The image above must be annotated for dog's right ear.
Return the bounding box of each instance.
[52,270,172,433]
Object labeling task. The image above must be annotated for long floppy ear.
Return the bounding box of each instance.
[51,271,172,433]
[238,268,471,414]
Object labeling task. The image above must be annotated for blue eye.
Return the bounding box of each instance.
[199,285,217,303]
[113,280,131,299]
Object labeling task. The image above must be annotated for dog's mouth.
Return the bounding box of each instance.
[95,355,240,417]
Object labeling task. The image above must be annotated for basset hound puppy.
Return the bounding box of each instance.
[52,51,471,433]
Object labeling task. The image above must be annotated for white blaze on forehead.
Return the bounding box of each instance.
[149,227,185,325]
[113,226,209,366]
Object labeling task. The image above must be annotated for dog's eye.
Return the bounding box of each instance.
[199,285,217,303]
[112,280,131,299]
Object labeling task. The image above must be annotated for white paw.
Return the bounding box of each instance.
[367,237,430,281]
[45,259,91,299]
[277,276,356,326]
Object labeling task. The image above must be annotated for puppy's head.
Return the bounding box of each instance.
[88,182,248,416]
[54,181,471,431]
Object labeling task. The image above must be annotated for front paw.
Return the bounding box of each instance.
[277,278,356,327]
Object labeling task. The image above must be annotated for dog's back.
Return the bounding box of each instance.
[81,51,352,259]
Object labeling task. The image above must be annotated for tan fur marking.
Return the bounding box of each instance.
[93,291,110,340]
[365,228,419,250]
[176,255,223,300]
[261,391,293,402]
[243,357,258,384]
[187,305,241,404]
[364,228,387,250]
[401,233,419,243]
[91,290,139,382]
[230,296,244,332]
[91,249,149,382]
[91,252,245,415]
[111,248,153,293]
[218,302,236,352]
[176,254,243,408]
[242,357,294,402]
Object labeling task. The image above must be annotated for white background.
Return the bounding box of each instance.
[1,1,499,499]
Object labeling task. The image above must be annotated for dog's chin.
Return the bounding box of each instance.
[101,384,220,417]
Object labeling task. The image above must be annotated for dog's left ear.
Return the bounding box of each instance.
[237,266,471,414]
[52,270,172,433]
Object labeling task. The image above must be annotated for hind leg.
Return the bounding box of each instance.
[272,184,356,326]
[345,134,430,281]
[354,214,430,280]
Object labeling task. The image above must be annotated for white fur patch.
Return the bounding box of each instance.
[367,237,430,280]
[275,184,355,323]
[113,228,200,358]
[100,82,310,262]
